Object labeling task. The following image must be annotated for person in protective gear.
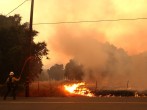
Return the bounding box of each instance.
[3,71,20,100]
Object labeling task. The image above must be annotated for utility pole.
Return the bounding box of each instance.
[29,0,34,34]
[25,0,34,97]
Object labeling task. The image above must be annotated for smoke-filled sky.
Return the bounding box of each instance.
[1,0,147,89]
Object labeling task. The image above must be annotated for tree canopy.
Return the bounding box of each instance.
[47,59,84,81]
[0,14,48,83]
[48,64,64,80]
[64,59,84,81]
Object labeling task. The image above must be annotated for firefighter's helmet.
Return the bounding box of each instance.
[9,71,14,76]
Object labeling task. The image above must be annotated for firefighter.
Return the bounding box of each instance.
[3,71,20,100]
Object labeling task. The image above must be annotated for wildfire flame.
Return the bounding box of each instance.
[64,82,94,97]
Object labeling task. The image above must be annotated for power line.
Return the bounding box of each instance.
[5,0,147,25]
[33,17,147,25]
[6,0,30,16]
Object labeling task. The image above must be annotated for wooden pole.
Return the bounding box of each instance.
[25,0,34,97]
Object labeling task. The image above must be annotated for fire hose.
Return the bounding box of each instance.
[19,56,34,78]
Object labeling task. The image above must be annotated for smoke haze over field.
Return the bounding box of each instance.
[37,0,147,67]
[51,27,147,90]
[1,0,147,89]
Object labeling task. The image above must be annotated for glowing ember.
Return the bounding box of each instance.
[64,82,94,97]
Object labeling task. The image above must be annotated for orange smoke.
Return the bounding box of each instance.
[2,0,147,90]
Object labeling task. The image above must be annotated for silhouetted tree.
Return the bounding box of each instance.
[0,14,48,83]
[65,59,84,81]
[48,64,64,80]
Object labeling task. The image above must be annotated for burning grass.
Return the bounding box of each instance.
[28,81,95,97]
[63,82,95,97]
[1,81,147,97]
[24,81,147,97]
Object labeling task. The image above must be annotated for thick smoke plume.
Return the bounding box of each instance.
[4,0,147,90]
[49,25,147,90]
[44,0,147,90]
